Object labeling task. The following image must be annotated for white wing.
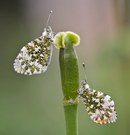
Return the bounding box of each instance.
[78,80,117,124]
[14,27,53,75]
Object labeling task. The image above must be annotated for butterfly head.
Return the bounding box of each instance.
[42,26,54,40]
[78,80,90,95]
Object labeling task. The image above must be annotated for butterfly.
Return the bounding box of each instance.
[78,64,117,124]
[13,11,54,75]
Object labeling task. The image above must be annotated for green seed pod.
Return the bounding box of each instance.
[54,31,80,100]
[59,46,79,100]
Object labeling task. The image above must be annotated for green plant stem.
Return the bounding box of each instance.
[64,104,78,135]
[59,45,79,135]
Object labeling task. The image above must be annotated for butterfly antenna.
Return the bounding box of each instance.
[82,62,87,81]
[46,10,53,27]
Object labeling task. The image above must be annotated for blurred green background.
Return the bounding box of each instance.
[0,0,130,135]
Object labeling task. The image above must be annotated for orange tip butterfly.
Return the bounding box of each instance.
[13,11,54,75]
[78,63,117,124]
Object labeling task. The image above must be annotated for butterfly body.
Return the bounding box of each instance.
[78,80,117,124]
[14,26,54,75]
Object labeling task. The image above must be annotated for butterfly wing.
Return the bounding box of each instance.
[78,80,117,124]
[14,27,53,75]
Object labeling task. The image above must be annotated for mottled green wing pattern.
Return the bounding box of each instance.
[14,26,53,75]
[78,80,117,124]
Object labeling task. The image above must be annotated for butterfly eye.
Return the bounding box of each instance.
[78,80,117,124]
[13,11,54,75]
